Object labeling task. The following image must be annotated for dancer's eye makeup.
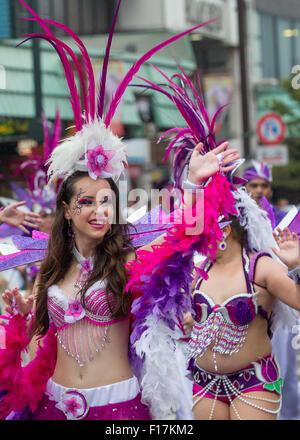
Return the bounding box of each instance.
[72,188,86,214]
[77,197,94,205]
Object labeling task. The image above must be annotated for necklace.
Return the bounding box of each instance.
[72,244,94,290]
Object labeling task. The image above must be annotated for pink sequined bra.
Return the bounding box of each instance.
[47,280,124,367]
[187,249,272,371]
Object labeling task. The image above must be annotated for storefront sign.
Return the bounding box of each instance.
[256,145,289,166]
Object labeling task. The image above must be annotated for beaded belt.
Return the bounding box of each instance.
[191,354,283,420]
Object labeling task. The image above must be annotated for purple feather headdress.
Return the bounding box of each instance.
[242,160,273,183]
[17,0,219,184]
[132,64,246,189]
[11,109,61,213]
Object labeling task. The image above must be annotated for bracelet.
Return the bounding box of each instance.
[182,178,204,191]
[288,265,300,285]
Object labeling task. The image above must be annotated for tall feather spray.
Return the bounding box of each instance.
[0,0,227,419]
[132,64,235,188]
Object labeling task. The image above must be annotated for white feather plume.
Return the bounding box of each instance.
[46,119,127,183]
[133,314,189,420]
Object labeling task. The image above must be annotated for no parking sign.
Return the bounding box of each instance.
[257,113,286,145]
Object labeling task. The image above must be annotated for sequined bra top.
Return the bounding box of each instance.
[48,280,118,330]
[47,280,124,367]
[187,249,272,371]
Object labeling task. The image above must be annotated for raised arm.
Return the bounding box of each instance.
[181,141,239,208]
[128,141,240,261]
[0,201,41,234]
[254,228,300,310]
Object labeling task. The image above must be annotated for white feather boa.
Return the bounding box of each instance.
[132,314,192,420]
[46,119,127,183]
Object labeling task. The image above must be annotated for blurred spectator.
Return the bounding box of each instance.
[276,198,292,213]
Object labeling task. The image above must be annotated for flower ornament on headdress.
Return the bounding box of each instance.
[47,119,127,183]
[17,0,216,185]
[242,159,273,184]
[10,108,61,214]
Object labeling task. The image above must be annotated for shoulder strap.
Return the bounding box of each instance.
[249,251,272,286]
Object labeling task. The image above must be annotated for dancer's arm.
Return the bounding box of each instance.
[182,141,239,208]
[0,201,41,234]
[127,141,240,260]
[254,228,300,309]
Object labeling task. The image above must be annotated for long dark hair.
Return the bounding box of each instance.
[228,214,247,248]
[32,171,134,336]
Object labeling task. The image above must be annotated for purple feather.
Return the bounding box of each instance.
[0,224,23,238]
[105,17,220,126]
[19,0,94,122]
[98,0,122,118]
[18,34,82,130]
[289,210,300,237]
[259,196,276,229]
[49,108,61,159]
[9,182,34,211]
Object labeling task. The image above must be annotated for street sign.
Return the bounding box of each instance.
[256,145,289,166]
[257,113,286,145]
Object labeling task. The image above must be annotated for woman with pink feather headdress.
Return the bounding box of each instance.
[0,0,241,421]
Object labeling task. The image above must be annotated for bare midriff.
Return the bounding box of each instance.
[195,315,272,374]
[52,318,133,389]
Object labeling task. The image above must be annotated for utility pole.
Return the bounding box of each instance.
[29,0,44,143]
[237,0,251,159]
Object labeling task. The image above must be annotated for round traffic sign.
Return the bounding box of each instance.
[257,113,286,145]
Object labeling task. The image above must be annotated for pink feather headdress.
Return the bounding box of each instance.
[17,0,218,184]
[132,64,246,189]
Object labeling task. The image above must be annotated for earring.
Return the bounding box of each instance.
[219,235,227,251]
[67,219,75,240]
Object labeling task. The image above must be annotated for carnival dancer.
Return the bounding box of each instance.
[243,160,300,420]
[0,131,238,422]
[0,0,239,420]
[128,65,300,420]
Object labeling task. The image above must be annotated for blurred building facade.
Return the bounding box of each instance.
[247,0,300,202]
[0,0,245,201]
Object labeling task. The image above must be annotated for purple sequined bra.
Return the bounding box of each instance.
[188,249,271,370]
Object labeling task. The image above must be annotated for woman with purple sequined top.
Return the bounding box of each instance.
[130,51,300,421]
[189,197,300,420]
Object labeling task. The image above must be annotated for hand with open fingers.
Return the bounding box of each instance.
[0,201,41,234]
[187,141,240,184]
[271,227,300,270]
[2,287,34,317]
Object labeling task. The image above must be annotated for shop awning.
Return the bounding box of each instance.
[0,35,196,129]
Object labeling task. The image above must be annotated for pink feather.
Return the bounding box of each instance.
[105,18,220,126]
[0,315,57,419]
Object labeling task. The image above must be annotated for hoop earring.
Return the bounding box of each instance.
[219,236,227,251]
